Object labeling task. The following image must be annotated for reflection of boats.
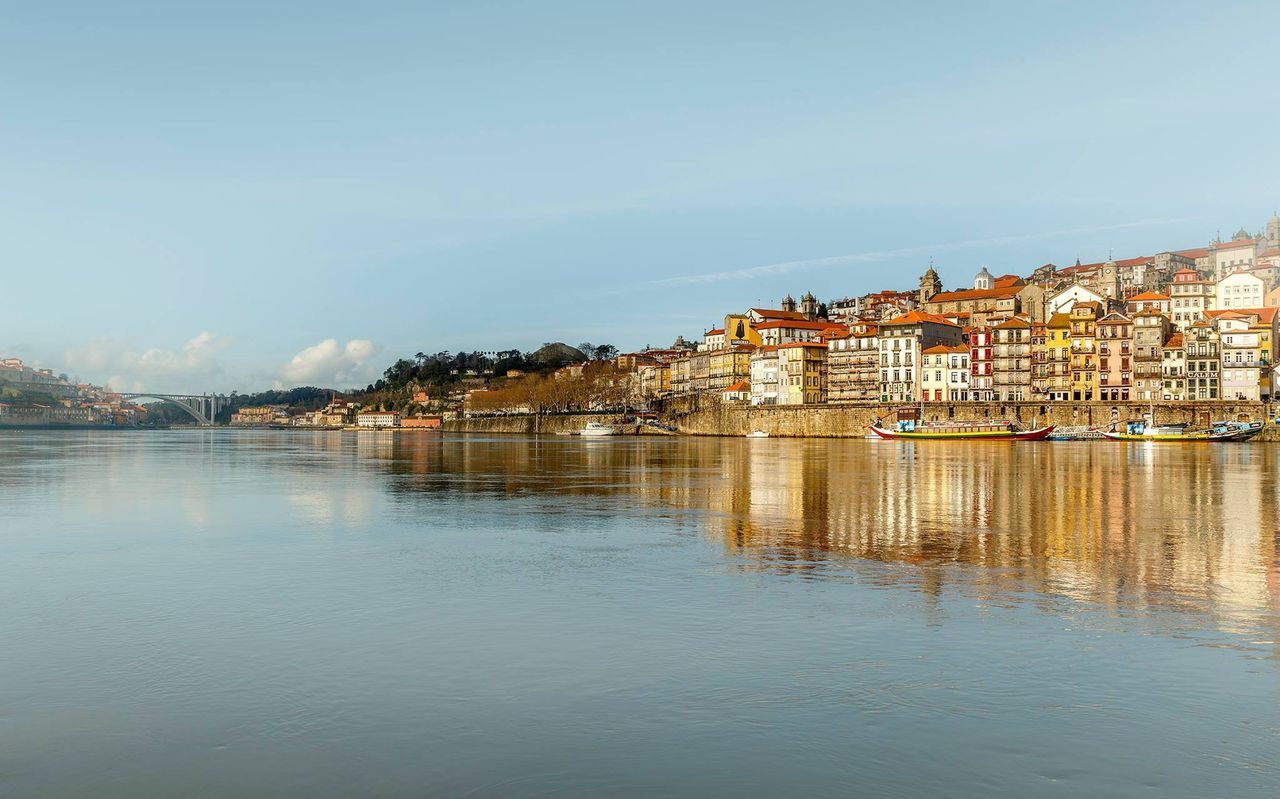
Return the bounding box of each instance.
[745,430,770,438]
[869,419,1054,441]
[579,421,617,437]
[1099,420,1263,442]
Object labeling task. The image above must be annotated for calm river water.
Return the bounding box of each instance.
[2,430,1279,797]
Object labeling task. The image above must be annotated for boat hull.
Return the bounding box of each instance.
[869,425,1054,441]
[1098,430,1236,442]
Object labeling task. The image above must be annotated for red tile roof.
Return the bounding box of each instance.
[881,310,961,327]
[994,316,1031,329]
[1204,307,1280,323]
[724,381,749,393]
[922,344,969,355]
[749,308,808,321]
[753,319,836,331]
[926,285,1022,302]
[1216,238,1256,251]
[1127,291,1170,302]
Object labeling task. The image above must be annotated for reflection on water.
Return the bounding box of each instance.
[2,430,1278,798]
[370,433,1280,641]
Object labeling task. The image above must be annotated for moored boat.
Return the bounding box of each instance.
[745,430,770,438]
[1098,421,1242,442]
[868,419,1054,441]
[579,421,617,437]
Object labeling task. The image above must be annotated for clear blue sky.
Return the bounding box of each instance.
[2,0,1277,392]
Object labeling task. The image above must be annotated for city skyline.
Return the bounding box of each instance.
[3,1,1279,393]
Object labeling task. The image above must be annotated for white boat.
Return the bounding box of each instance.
[579,421,617,437]
[745,430,770,438]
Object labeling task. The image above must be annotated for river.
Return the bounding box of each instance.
[2,430,1278,797]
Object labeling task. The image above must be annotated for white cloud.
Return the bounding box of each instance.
[65,332,232,392]
[277,339,380,389]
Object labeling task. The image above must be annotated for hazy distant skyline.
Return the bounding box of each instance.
[2,1,1278,392]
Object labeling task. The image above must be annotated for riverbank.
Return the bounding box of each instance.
[442,400,1280,441]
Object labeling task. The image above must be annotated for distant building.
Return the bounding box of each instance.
[401,415,442,429]
[356,411,401,428]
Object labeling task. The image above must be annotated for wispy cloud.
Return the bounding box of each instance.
[64,332,232,393]
[642,218,1193,288]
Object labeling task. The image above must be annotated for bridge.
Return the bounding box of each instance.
[121,393,229,426]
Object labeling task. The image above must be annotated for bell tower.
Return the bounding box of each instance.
[919,266,942,304]
[800,291,819,321]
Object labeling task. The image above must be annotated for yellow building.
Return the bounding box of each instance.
[1069,302,1100,401]
[708,344,755,392]
[1044,312,1072,400]
[778,341,827,405]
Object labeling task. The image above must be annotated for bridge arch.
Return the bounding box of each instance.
[121,393,224,426]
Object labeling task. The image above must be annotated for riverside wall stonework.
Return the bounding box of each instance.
[443,402,1280,441]
[443,413,630,435]
[660,396,1280,441]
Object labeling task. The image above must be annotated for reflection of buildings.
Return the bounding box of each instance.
[368,433,1280,645]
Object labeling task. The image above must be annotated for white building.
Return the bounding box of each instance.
[920,344,970,402]
[356,411,401,428]
[877,311,964,403]
[1216,271,1265,311]
[749,347,780,405]
[1209,309,1277,401]
[1168,268,1214,329]
[1044,283,1107,318]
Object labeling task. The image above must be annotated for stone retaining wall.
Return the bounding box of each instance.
[662,396,1280,440]
[443,413,629,435]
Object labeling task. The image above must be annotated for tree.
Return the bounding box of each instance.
[592,344,619,361]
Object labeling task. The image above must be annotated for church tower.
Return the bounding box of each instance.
[781,294,797,313]
[800,291,819,321]
[1267,211,1280,248]
[919,266,942,304]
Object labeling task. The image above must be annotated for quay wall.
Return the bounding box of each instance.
[663,397,1280,441]
[443,401,1280,441]
[443,413,630,435]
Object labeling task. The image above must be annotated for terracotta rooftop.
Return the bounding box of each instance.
[753,319,835,331]
[927,285,1022,302]
[881,310,961,327]
[1204,307,1280,323]
[1127,291,1170,302]
[749,308,809,321]
[994,316,1031,329]
[921,344,970,355]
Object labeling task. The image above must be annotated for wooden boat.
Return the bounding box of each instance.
[1224,421,1265,441]
[1098,422,1241,442]
[868,419,1054,441]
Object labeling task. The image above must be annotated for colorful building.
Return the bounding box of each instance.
[877,311,963,403]
[1096,311,1133,402]
[1069,302,1101,401]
